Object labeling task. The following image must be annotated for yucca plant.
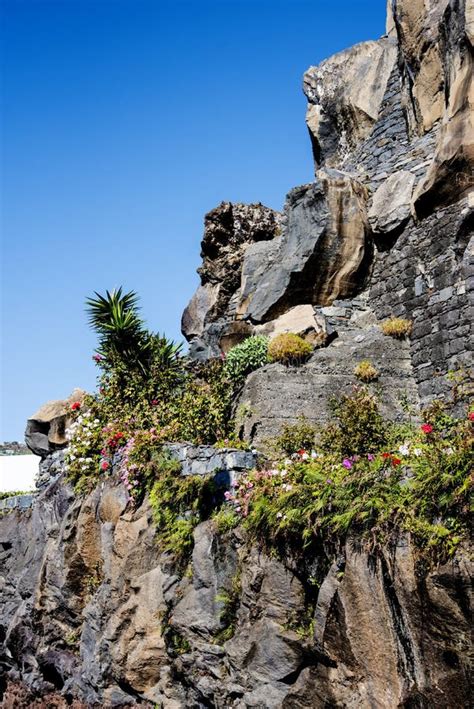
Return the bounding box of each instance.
[86,287,150,373]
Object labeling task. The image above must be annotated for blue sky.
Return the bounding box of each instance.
[1,0,386,441]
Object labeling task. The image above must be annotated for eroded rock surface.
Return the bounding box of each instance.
[0,473,471,707]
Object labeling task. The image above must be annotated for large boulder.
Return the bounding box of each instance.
[413,44,474,216]
[237,169,370,322]
[25,389,86,458]
[235,324,419,447]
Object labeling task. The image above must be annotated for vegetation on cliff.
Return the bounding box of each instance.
[64,288,473,565]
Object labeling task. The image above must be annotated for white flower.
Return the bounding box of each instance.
[284,458,292,466]
[280,469,288,477]
[251,448,257,454]
[413,448,422,457]
[282,483,293,491]
[311,451,318,459]
[301,452,309,460]
[276,512,283,519]
[443,447,454,455]
[399,444,410,456]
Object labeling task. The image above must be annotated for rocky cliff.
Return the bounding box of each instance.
[182,0,473,433]
[1,1,472,707]
[1,475,471,708]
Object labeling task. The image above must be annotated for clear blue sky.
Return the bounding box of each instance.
[1,0,386,441]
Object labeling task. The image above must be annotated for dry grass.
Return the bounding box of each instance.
[381,317,413,339]
[354,360,380,383]
[268,333,313,365]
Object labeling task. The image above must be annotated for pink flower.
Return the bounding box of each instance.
[342,458,353,469]
[421,424,434,434]
[224,491,232,500]
[100,461,109,471]
[151,399,159,406]
[92,354,103,362]
[367,454,375,461]
[468,412,474,421]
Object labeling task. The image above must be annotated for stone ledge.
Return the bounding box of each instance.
[0,493,38,511]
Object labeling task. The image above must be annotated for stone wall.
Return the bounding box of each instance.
[369,199,473,405]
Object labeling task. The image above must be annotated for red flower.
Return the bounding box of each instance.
[391,457,402,466]
[71,402,81,411]
[151,399,159,406]
[421,424,433,434]
[468,412,474,421]
[381,452,391,459]
[101,461,109,471]
[297,449,307,456]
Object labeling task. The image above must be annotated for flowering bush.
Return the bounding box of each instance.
[223,336,269,383]
[268,333,312,366]
[65,408,104,493]
[216,405,472,559]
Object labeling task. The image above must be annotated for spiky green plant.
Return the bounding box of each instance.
[86,287,149,372]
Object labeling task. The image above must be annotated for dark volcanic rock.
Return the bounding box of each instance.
[0,471,471,707]
[181,201,282,359]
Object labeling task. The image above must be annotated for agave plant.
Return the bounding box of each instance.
[86,287,150,373]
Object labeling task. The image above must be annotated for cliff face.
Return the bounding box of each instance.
[1,2,473,707]
[1,475,471,708]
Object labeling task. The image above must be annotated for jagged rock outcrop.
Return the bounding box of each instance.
[0,470,471,707]
[181,202,282,358]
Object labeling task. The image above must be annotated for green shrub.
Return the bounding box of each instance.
[381,317,412,339]
[354,360,379,383]
[268,333,312,365]
[174,360,232,444]
[320,387,387,456]
[223,336,269,382]
[272,417,316,455]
